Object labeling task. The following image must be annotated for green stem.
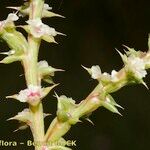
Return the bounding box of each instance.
[22,0,45,150]
[44,84,103,142]
[23,37,45,150]
[44,68,128,142]
[30,103,45,145]
[23,36,40,85]
[45,118,71,142]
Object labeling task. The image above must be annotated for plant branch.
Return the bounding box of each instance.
[44,52,150,143]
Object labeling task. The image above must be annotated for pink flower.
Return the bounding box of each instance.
[42,146,49,150]
[26,18,57,38]
[17,85,44,103]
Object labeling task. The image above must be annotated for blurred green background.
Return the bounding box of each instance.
[0,0,150,150]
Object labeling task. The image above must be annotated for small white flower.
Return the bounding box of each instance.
[16,109,30,122]
[0,13,18,29]
[17,85,44,103]
[38,60,49,68]
[111,70,119,82]
[44,4,52,10]
[90,65,119,82]
[6,13,19,22]
[91,65,101,79]
[101,70,119,82]
[26,18,57,38]
[101,72,111,80]
[12,109,30,119]
[126,56,147,79]
[8,108,30,123]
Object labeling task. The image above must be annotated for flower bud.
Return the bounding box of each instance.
[22,19,65,41]
[106,95,124,109]
[6,84,57,106]
[38,60,64,84]
[82,65,101,79]
[8,110,31,132]
[0,55,23,64]
[7,108,31,123]
[38,60,64,77]
[125,56,147,81]
[0,29,28,56]
[56,95,77,122]
[42,35,57,43]
[0,13,18,33]
[100,96,122,115]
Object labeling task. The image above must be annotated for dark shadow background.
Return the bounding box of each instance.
[0,0,150,150]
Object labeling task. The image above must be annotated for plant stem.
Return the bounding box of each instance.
[22,0,45,150]
[23,36,40,85]
[44,84,103,142]
[44,69,128,142]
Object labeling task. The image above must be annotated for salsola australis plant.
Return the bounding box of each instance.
[0,0,150,150]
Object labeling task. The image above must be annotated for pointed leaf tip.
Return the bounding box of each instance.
[115,48,124,57]
[85,118,94,125]
[142,81,149,90]
[6,6,20,10]
[115,48,128,63]
[6,95,16,99]
[13,124,28,132]
[42,84,59,99]
[56,32,66,36]
[53,91,59,99]
[115,103,124,110]
[81,65,90,72]
[122,44,131,50]
[6,117,13,121]
[78,120,83,123]
[115,110,123,116]
[44,113,52,118]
